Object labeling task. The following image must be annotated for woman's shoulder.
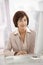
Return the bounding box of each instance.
[8,32,17,40]
[30,29,36,34]
[29,29,36,38]
[9,32,17,37]
[9,29,18,37]
[27,29,36,37]
[27,28,35,34]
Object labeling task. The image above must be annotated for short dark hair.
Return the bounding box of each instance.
[13,11,29,27]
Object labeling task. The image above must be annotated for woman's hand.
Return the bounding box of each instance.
[16,50,27,55]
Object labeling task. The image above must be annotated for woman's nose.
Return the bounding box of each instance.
[21,21,25,25]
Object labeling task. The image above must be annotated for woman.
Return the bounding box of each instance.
[4,11,36,56]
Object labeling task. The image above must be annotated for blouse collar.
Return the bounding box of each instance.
[14,27,31,35]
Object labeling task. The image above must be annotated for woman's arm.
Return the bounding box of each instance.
[4,34,14,56]
[29,31,36,54]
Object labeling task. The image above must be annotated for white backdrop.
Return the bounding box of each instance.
[0,0,43,55]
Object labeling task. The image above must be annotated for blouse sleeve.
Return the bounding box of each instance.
[29,31,36,54]
[4,33,12,51]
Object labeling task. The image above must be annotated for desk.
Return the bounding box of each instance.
[0,54,43,65]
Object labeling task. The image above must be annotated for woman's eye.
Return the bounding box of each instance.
[24,19,27,21]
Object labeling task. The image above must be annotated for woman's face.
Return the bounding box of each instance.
[17,16,27,32]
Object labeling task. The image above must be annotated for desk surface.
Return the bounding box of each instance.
[0,54,43,65]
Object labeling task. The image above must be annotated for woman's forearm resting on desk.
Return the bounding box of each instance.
[4,50,28,56]
[4,50,14,56]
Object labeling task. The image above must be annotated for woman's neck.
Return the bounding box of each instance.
[18,29,26,42]
[18,28,26,34]
[19,29,26,35]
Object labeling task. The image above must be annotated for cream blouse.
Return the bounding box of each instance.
[5,27,36,54]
